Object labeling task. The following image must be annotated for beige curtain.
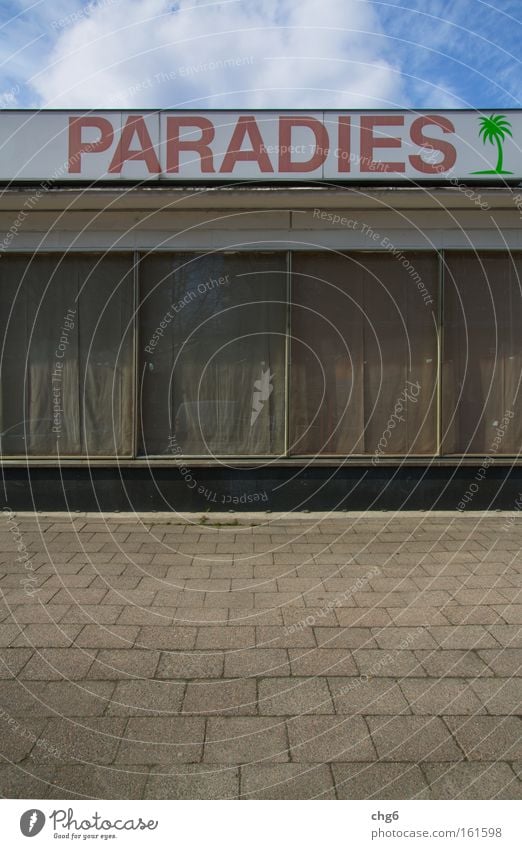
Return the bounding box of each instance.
[442,252,522,454]
[138,252,286,456]
[0,254,134,457]
[290,251,438,455]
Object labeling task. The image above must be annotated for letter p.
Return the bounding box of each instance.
[68,116,114,173]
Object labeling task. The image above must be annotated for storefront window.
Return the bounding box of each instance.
[138,252,287,456]
[442,252,522,454]
[0,254,134,456]
[289,252,439,455]
[4,248,520,461]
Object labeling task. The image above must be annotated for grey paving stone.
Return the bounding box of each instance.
[224,648,290,678]
[145,765,239,799]
[0,762,57,797]
[0,718,48,762]
[423,763,522,799]
[41,574,97,590]
[399,678,486,715]
[443,606,503,626]
[2,590,59,606]
[336,608,393,627]
[367,716,463,761]
[117,606,178,625]
[487,626,522,647]
[4,512,522,798]
[256,626,317,648]
[59,606,124,625]
[478,648,522,676]
[156,651,224,679]
[196,627,255,649]
[48,764,148,799]
[183,679,257,715]
[496,605,522,624]
[11,624,82,648]
[353,649,426,677]
[428,626,501,650]
[288,648,358,677]
[329,677,411,715]
[287,715,375,762]
[390,608,449,627]
[258,677,334,715]
[228,608,284,625]
[333,763,431,799]
[103,590,156,606]
[416,649,493,678]
[0,679,48,714]
[185,579,231,592]
[452,590,508,605]
[30,718,127,764]
[136,626,197,650]
[445,716,522,760]
[470,679,522,715]
[172,608,229,624]
[107,680,186,716]
[33,681,115,717]
[283,606,338,627]
[314,628,377,649]
[9,604,71,624]
[204,718,289,763]
[241,764,335,799]
[17,648,96,680]
[372,626,438,650]
[75,625,139,649]
[0,624,23,646]
[116,717,205,763]
[50,589,108,605]
[0,648,33,678]
[86,649,160,679]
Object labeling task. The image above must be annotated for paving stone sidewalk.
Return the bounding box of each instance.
[0,511,521,800]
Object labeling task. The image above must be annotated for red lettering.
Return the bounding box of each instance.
[279,117,329,172]
[409,116,457,173]
[360,116,405,172]
[220,116,273,173]
[337,116,351,173]
[166,117,215,173]
[68,116,114,173]
[108,116,160,174]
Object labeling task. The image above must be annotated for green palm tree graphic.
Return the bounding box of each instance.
[471,114,513,174]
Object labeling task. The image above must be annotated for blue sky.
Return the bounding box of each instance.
[0,0,520,109]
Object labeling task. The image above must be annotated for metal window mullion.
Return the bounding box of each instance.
[437,249,444,456]
[132,251,139,459]
[284,250,292,458]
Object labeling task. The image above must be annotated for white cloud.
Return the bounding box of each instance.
[30,0,409,109]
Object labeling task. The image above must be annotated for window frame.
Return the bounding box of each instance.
[1,247,521,462]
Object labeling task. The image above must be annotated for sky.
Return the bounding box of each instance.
[0,0,520,110]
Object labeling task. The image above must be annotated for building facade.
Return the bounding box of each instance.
[0,110,521,510]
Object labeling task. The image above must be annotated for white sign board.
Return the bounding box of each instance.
[0,110,520,182]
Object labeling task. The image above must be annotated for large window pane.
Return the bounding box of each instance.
[139,252,286,456]
[0,254,134,456]
[442,252,522,454]
[290,252,438,455]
